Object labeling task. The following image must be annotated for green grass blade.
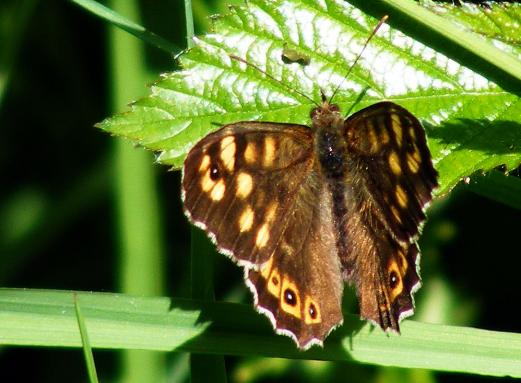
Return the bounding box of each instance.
[73,293,100,383]
[184,0,195,49]
[108,0,167,381]
[0,289,208,349]
[71,0,180,53]
[1,288,521,377]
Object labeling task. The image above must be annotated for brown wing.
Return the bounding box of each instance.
[341,205,421,331]
[345,102,438,242]
[341,102,438,331]
[182,121,314,267]
[246,170,343,350]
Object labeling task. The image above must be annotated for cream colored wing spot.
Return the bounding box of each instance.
[201,169,216,192]
[381,125,390,144]
[390,205,402,224]
[255,223,270,248]
[220,136,236,172]
[265,202,278,223]
[210,179,226,201]
[281,241,293,255]
[388,260,404,301]
[412,143,421,162]
[236,172,253,199]
[260,256,274,279]
[244,141,257,165]
[280,278,301,319]
[304,296,321,324]
[263,136,276,167]
[397,249,408,275]
[407,152,420,174]
[379,303,391,312]
[238,205,255,232]
[409,126,416,140]
[395,184,408,208]
[367,120,379,152]
[388,151,402,176]
[267,267,282,298]
[198,155,211,173]
[391,114,403,147]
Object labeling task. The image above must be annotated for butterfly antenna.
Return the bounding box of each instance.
[229,54,320,108]
[328,15,389,104]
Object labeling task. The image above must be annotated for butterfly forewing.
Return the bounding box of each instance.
[340,102,438,330]
[182,122,314,267]
[345,102,438,243]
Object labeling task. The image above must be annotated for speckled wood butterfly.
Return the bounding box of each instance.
[181,17,438,350]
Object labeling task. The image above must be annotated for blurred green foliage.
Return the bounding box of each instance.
[0,0,520,382]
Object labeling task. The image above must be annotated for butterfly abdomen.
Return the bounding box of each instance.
[314,115,357,278]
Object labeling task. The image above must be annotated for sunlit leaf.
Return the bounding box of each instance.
[98,0,521,196]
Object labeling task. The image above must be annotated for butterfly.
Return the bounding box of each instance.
[181,87,438,349]
[181,14,437,349]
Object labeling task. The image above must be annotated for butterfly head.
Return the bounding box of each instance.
[310,92,342,129]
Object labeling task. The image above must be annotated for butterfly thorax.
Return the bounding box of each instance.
[313,102,348,179]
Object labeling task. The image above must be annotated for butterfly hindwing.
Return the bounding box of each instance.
[341,203,421,330]
[182,121,314,266]
[246,170,343,349]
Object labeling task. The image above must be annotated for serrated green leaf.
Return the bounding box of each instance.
[98,0,521,196]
